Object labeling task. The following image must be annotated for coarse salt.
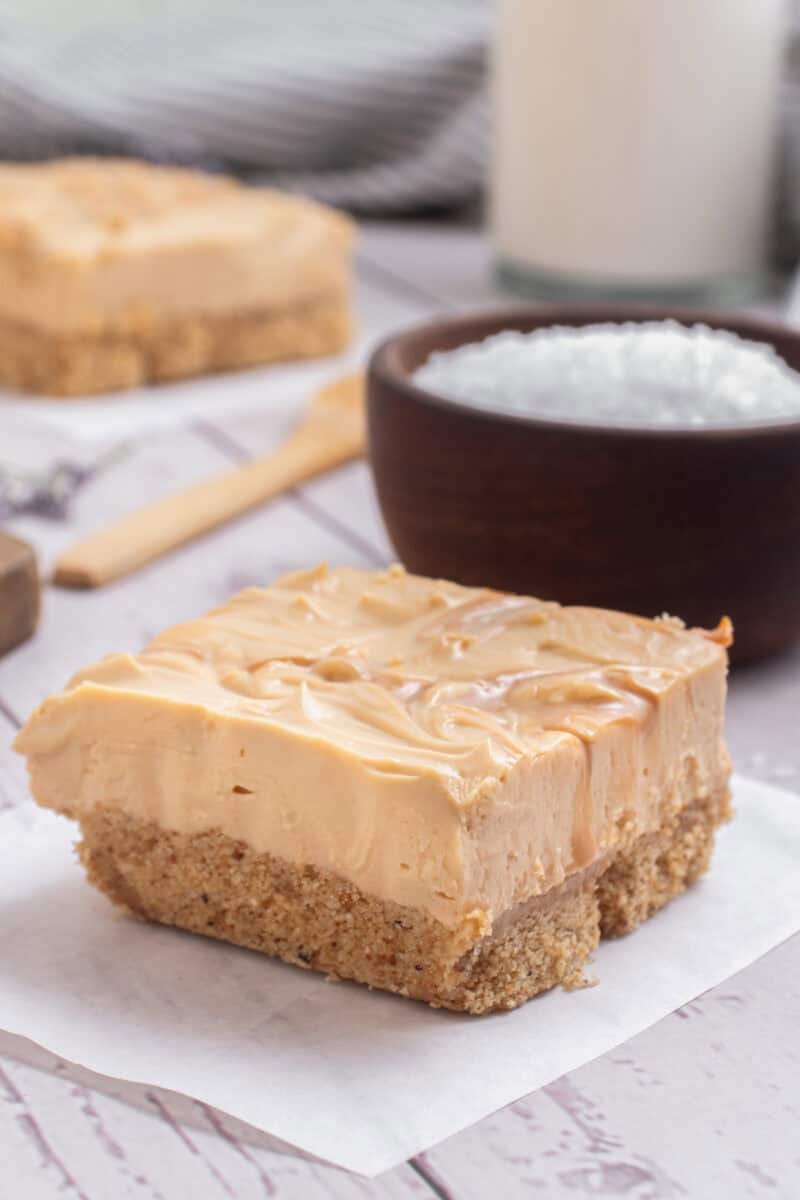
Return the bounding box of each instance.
[413,322,800,429]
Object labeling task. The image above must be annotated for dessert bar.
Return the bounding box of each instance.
[15,565,732,1012]
[0,159,354,395]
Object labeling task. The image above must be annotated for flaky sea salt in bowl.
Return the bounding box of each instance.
[367,306,800,661]
[413,321,800,431]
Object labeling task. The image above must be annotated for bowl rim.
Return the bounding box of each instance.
[368,303,800,440]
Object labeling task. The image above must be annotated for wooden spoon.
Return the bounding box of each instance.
[53,373,366,589]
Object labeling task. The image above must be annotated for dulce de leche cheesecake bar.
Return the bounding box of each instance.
[0,158,354,395]
[15,565,732,1013]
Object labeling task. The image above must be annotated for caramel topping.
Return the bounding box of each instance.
[88,563,721,787]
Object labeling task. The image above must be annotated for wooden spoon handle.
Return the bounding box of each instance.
[54,424,362,589]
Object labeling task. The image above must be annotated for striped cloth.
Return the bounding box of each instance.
[0,0,488,214]
[2,0,800,261]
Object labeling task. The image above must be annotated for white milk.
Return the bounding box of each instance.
[491,0,786,294]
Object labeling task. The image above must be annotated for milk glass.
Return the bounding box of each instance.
[491,0,787,300]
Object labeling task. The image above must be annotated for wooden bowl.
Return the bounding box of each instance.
[367,305,800,662]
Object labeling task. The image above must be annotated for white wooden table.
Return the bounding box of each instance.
[1,223,798,1199]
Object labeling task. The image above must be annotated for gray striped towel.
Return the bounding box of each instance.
[0,0,488,214]
[2,0,800,259]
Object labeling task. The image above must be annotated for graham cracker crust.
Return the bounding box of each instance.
[77,789,730,1015]
[0,292,352,396]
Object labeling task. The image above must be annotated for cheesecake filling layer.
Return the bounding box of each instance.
[0,159,354,334]
[15,564,731,931]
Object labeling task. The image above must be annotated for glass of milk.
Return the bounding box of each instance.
[491,0,787,300]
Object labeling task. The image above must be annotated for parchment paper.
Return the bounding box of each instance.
[1,774,798,1176]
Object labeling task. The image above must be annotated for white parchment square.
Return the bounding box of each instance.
[0,775,798,1176]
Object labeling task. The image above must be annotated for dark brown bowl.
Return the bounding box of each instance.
[367,305,800,663]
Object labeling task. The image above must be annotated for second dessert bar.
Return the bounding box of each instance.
[0,158,355,395]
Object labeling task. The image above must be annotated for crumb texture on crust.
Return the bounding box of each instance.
[77,788,730,1015]
[0,293,351,396]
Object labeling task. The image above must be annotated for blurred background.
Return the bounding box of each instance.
[0,0,797,290]
[3,0,800,650]
[0,0,488,214]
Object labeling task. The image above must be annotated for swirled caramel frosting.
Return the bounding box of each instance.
[15,564,731,931]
